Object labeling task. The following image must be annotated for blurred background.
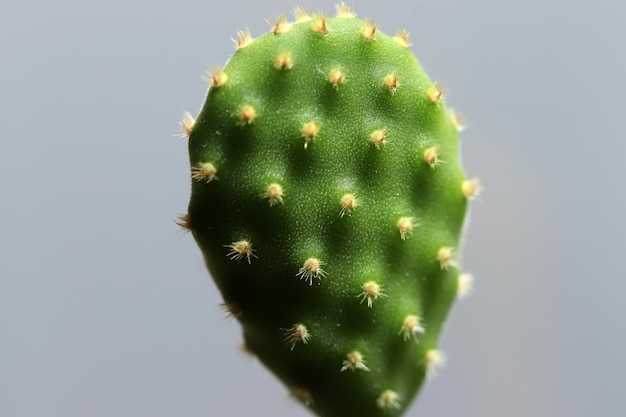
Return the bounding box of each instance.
[1,0,624,416]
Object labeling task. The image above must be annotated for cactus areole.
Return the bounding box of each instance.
[178,5,477,417]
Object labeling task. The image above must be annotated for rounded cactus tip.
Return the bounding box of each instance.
[181,7,474,415]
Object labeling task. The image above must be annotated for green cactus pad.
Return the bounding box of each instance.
[179,7,476,417]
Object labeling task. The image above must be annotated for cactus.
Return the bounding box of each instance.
[177,4,477,417]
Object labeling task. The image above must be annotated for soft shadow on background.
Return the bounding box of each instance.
[1,1,624,416]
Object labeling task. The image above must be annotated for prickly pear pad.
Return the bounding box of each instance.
[180,9,474,417]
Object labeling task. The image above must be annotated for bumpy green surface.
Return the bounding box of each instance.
[183,12,470,417]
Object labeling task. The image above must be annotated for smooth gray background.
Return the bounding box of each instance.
[2,1,624,416]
